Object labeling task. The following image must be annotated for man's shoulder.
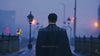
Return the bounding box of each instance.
[39,26,66,32]
[56,26,66,31]
[38,28,45,32]
[38,27,48,32]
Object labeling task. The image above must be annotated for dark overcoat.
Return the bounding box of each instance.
[36,24,72,56]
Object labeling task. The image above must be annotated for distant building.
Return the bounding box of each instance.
[0,10,16,34]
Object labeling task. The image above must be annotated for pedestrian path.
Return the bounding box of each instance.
[0,45,35,56]
[0,42,86,56]
[12,45,36,56]
[71,46,89,56]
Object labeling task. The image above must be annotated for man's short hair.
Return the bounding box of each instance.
[48,13,57,23]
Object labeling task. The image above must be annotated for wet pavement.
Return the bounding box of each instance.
[0,40,85,56]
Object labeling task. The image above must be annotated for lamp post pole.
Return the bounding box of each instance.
[27,11,34,49]
[74,0,77,38]
[61,3,66,24]
[29,23,31,46]
[36,22,39,29]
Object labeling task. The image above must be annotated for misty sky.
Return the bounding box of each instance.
[0,0,100,37]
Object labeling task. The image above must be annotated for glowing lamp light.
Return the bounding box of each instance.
[71,17,75,24]
[17,32,21,35]
[5,27,10,34]
[16,28,21,35]
[31,19,36,25]
[94,22,99,28]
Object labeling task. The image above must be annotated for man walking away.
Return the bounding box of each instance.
[36,13,72,56]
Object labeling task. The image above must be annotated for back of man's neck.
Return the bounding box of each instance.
[49,23,56,25]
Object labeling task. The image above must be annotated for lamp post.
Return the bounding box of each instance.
[74,0,77,38]
[27,11,34,49]
[60,3,66,25]
[67,17,71,25]
[67,17,72,45]
[36,22,39,29]
[67,17,72,38]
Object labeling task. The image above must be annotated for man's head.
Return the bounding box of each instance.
[48,13,57,24]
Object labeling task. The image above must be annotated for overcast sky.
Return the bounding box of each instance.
[0,0,100,37]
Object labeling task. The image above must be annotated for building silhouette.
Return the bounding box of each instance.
[0,10,16,34]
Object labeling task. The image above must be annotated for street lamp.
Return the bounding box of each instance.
[27,11,34,49]
[67,17,72,45]
[36,22,39,28]
[63,21,66,25]
[67,17,72,38]
[67,17,71,25]
[60,3,66,25]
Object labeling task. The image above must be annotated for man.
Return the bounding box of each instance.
[36,13,72,56]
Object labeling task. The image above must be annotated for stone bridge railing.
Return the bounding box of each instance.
[0,33,19,53]
[74,34,100,55]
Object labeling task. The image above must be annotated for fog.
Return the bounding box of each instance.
[0,0,100,37]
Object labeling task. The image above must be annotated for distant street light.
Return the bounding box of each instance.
[94,22,99,28]
[60,3,66,25]
[5,27,10,34]
[67,17,71,24]
[71,17,75,24]
[31,19,36,25]
[67,17,72,38]
[36,22,39,28]
[27,11,34,49]
[16,28,21,36]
